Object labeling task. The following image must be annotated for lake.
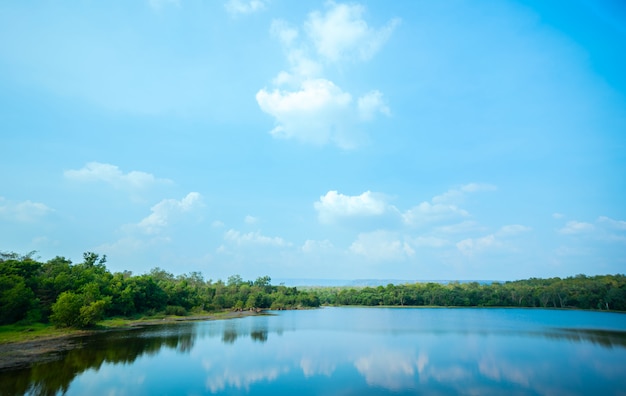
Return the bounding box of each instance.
[3,307,626,395]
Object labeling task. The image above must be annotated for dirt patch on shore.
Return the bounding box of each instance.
[0,333,92,371]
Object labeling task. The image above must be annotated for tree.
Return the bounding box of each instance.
[0,275,36,324]
[79,299,110,327]
[50,291,83,328]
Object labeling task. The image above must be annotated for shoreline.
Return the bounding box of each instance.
[0,310,263,372]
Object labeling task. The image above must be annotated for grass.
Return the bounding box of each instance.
[0,310,240,344]
[0,323,84,344]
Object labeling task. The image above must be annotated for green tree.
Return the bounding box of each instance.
[0,275,36,324]
[50,291,84,328]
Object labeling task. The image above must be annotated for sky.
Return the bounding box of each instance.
[1,0,625,282]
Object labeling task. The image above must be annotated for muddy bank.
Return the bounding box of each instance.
[0,310,263,371]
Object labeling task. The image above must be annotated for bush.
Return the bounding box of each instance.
[165,305,187,316]
[50,291,83,328]
[79,299,109,327]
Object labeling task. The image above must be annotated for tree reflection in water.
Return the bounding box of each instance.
[1,309,625,396]
[0,319,272,396]
[0,325,197,396]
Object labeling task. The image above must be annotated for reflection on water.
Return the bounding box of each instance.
[551,328,626,349]
[1,308,625,395]
[0,325,197,396]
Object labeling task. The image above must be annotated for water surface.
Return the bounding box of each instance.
[3,307,626,395]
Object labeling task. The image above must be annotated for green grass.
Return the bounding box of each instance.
[0,323,82,344]
[0,310,246,344]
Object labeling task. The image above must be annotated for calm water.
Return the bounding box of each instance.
[3,307,626,395]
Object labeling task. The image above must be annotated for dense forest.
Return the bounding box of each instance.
[1,251,625,329]
[0,251,320,328]
[313,275,626,310]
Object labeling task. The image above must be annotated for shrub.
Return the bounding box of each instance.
[165,305,187,316]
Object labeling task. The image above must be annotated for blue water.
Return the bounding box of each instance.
[6,307,626,395]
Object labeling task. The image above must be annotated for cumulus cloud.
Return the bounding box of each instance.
[223,229,290,247]
[432,183,496,205]
[597,216,626,230]
[0,197,53,222]
[498,224,532,235]
[350,230,414,261]
[244,215,258,225]
[558,220,595,234]
[137,192,202,234]
[358,90,390,120]
[403,184,495,226]
[257,2,397,148]
[456,234,500,256]
[412,236,450,248]
[435,221,483,234]
[402,202,469,227]
[270,19,299,47]
[224,0,266,15]
[305,2,400,63]
[314,190,389,224]
[257,79,354,147]
[64,162,172,190]
[556,216,626,244]
[95,235,171,256]
[456,224,530,256]
[301,239,333,253]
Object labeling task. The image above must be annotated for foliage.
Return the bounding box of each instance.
[0,250,321,329]
[2,250,624,329]
[312,275,626,311]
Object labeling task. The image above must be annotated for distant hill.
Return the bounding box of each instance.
[273,279,499,287]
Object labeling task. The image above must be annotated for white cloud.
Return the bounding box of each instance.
[224,0,266,15]
[412,236,450,248]
[270,19,299,47]
[257,2,397,148]
[456,234,500,256]
[433,183,496,205]
[64,162,171,190]
[435,221,483,234]
[224,229,289,247]
[558,220,595,234]
[402,202,469,227]
[305,2,400,63]
[314,190,389,224]
[137,192,202,234]
[455,223,530,256]
[301,239,333,253]
[597,216,626,230]
[95,235,171,256]
[257,78,392,148]
[460,183,497,193]
[244,215,258,225]
[403,184,495,226]
[350,230,414,261]
[257,78,357,147]
[0,197,53,223]
[552,212,565,219]
[358,90,390,120]
[498,224,532,235]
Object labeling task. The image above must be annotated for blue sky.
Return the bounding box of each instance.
[1,0,625,281]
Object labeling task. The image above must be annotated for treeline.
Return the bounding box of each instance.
[0,251,320,328]
[313,275,626,310]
